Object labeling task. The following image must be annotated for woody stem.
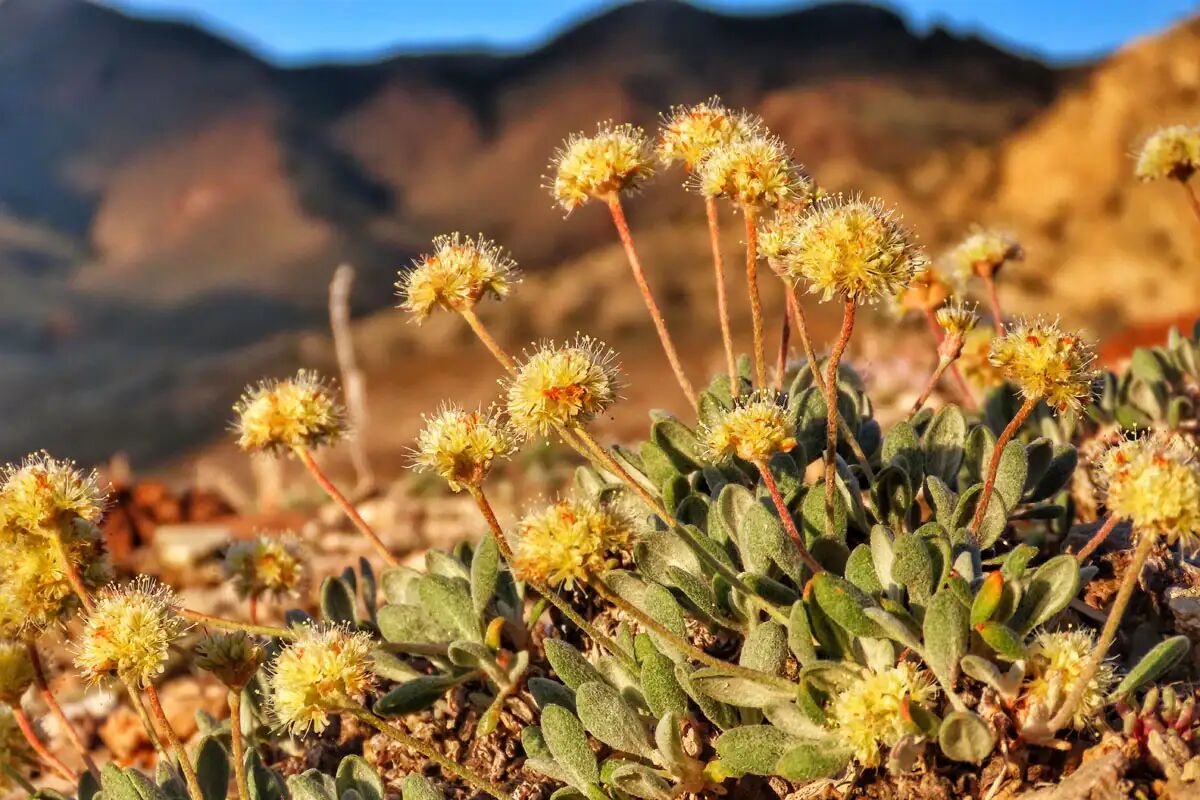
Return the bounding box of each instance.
[909,357,954,418]
[922,308,977,410]
[295,446,398,566]
[1075,515,1121,564]
[606,195,698,411]
[824,299,857,536]
[743,206,767,389]
[982,273,1005,333]
[228,690,249,800]
[969,396,1037,535]
[51,527,95,613]
[460,307,518,375]
[705,196,739,396]
[145,684,207,800]
[754,460,824,575]
[11,705,77,782]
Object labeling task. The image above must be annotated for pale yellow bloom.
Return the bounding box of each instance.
[196,631,266,689]
[958,325,1005,390]
[411,404,520,491]
[1022,630,1115,731]
[1098,431,1200,550]
[830,662,937,768]
[1134,124,1200,181]
[989,319,1097,413]
[935,299,980,341]
[75,577,188,687]
[269,625,375,734]
[657,99,754,171]
[0,519,111,638]
[549,123,654,211]
[224,535,305,600]
[398,233,518,320]
[506,337,621,435]
[696,131,804,209]
[701,393,796,463]
[0,453,106,533]
[234,370,347,453]
[944,228,1023,282]
[511,498,635,589]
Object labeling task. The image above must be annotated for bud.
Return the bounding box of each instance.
[934,299,980,359]
[269,625,375,734]
[196,631,266,689]
[988,319,1097,413]
[397,233,518,321]
[411,404,520,491]
[511,498,635,590]
[233,370,348,453]
[548,123,655,211]
[506,337,622,435]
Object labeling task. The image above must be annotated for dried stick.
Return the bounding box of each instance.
[754,460,824,575]
[1075,515,1121,564]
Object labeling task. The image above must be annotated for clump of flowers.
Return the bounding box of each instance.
[549,123,655,211]
[657,99,752,171]
[695,130,805,209]
[269,625,375,734]
[989,319,1098,413]
[1134,124,1200,182]
[777,196,925,303]
[701,393,796,463]
[0,641,33,705]
[398,233,518,321]
[0,519,110,637]
[234,370,348,453]
[196,631,266,689]
[411,404,521,491]
[506,337,622,435]
[74,577,187,687]
[224,536,305,600]
[830,662,937,768]
[1022,630,1116,731]
[944,228,1023,282]
[511,498,635,589]
[0,453,106,533]
[1097,431,1200,550]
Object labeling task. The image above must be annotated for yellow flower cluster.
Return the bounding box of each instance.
[511,498,635,589]
[234,370,348,453]
[398,233,518,321]
[75,577,188,687]
[695,130,804,209]
[506,337,622,435]
[0,706,34,790]
[935,299,980,341]
[657,98,752,171]
[1134,124,1200,181]
[944,228,1023,282]
[1098,431,1200,549]
[989,319,1097,413]
[269,625,375,734]
[196,631,266,689]
[549,123,655,211]
[958,325,1005,390]
[896,267,956,315]
[1022,630,1115,731]
[0,641,33,705]
[0,519,110,637]
[830,662,937,768]
[224,535,305,600]
[411,404,520,491]
[0,453,106,533]
[777,196,925,303]
[701,393,796,463]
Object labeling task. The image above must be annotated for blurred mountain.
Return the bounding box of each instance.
[0,0,1190,465]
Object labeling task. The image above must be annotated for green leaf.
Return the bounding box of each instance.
[891,534,936,604]
[970,572,1005,626]
[541,705,600,789]
[400,775,442,800]
[334,756,383,800]
[244,751,286,800]
[810,573,884,638]
[607,763,673,800]
[713,726,799,777]
[375,674,462,715]
[529,677,577,714]
[787,601,818,666]
[952,483,1008,549]
[862,607,922,652]
[740,621,788,675]
[938,711,995,764]
[844,544,883,595]
[923,405,967,484]
[470,533,501,617]
[712,484,755,551]
[78,770,101,800]
[975,622,1028,661]
[286,772,337,800]
[102,764,169,800]
[1111,636,1190,700]
[923,475,958,528]
[924,589,969,687]
[773,741,853,780]
[195,736,231,800]
[882,419,923,478]
[800,478,847,544]
[641,649,687,718]
[1010,555,1080,634]
[689,668,795,709]
[575,681,653,759]
[376,603,450,644]
[651,418,704,473]
[544,639,606,691]
[640,441,681,488]
[320,577,357,627]
[986,440,1029,510]
[675,664,739,731]
[742,499,799,579]
[417,574,481,642]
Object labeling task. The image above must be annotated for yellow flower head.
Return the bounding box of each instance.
[0,706,35,790]
[1134,124,1200,181]
[657,99,754,171]
[234,370,347,453]
[196,631,266,689]
[1023,630,1115,731]
[549,122,654,211]
[411,404,521,491]
[944,227,1023,282]
[1098,431,1200,549]
[958,325,1005,390]
[780,196,925,303]
[702,393,796,463]
[0,519,111,637]
[511,498,635,589]
[0,453,106,533]
[988,319,1097,413]
[830,662,937,768]
[269,624,375,734]
[224,535,305,600]
[897,267,956,315]
[506,337,621,435]
[695,130,804,209]
[0,641,33,706]
[397,233,518,321]
[75,577,188,687]
[935,299,980,341]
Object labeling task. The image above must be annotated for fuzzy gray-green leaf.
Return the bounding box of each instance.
[689,668,795,709]
[641,650,687,718]
[400,775,442,800]
[1010,555,1080,634]
[1111,636,1190,700]
[773,741,853,780]
[470,533,500,617]
[923,405,966,484]
[417,574,481,642]
[740,621,788,676]
[938,711,995,764]
[541,705,599,789]
[810,573,884,638]
[575,681,654,760]
[544,639,606,691]
[714,726,799,776]
[195,736,231,800]
[924,589,969,686]
[334,756,382,800]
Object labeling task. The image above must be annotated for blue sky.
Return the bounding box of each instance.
[98,0,1200,65]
